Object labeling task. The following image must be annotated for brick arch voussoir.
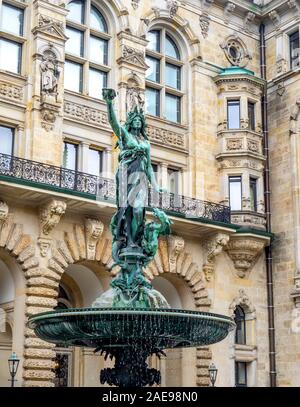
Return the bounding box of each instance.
[0,213,58,387]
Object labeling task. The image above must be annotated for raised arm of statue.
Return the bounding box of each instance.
[102,88,124,139]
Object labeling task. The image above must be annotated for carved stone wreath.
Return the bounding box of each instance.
[220,35,251,68]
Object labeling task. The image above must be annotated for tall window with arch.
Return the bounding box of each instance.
[234,305,248,387]
[234,305,246,345]
[145,29,183,123]
[65,0,110,98]
[0,2,25,74]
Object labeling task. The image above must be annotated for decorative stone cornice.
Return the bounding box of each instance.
[0,200,9,226]
[32,14,67,41]
[0,81,24,102]
[166,0,180,18]
[243,12,255,33]
[225,234,268,278]
[229,289,256,316]
[199,12,210,39]
[85,218,104,261]
[269,10,281,28]
[224,2,236,24]
[64,101,109,128]
[118,45,148,69]
[203,233,230,281]
[147,124,186,150]
[40,199,66,236]
[230,212,266,230]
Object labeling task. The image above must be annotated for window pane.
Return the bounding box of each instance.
[248,102,255,131]
[64,61,83,92]
[147,30,160,52]
[168,168,179,194]
[68,0,84,24]
[63,142,77,171]
[166,63,181,89]
[89,69,107,99]
[66,27,84,57]
[234,306,246,345]
[90,6,107,32]
[145,88,160,117]
[146,56,160,83]
[0,39,21,74]
[235,362,247,387]
[228,100,240,129]
[88,149,103,176]
[250,177,258,212]
[1,3,24,36]
[0,126,14,155]
[89,36,108,65]
[165,35,180,59]
[290,31,300,69]
[152,163,158,180]
[165,94,180,123]
[229,176,242,210]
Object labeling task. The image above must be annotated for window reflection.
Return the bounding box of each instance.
[0,126,14,155]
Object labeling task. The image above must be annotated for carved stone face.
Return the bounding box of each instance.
[92,223,103,238]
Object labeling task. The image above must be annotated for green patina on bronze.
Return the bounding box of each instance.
[102,88,172,309]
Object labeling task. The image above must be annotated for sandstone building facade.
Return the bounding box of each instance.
[0,0,299,387]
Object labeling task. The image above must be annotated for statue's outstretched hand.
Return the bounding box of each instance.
[102,88,116,102]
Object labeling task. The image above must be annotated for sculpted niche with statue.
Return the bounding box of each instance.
[92,88,172,309]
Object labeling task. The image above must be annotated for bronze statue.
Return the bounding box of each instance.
[98,88,172,308]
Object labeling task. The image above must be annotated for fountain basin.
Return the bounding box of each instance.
[28,308,235,387]
[28,308,235,349]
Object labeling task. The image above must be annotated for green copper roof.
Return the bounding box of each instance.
[219,66,255,76]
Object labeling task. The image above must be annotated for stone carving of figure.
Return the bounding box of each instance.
[126,86,145,114]
[40,50,60,100]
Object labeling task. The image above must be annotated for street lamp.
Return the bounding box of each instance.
[208,363,218,387]
[8,352,20,387]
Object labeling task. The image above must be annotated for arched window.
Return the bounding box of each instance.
[0,2,25,74]
[234,305,246,345]
[65,1,110,98]
[145,29,183,123]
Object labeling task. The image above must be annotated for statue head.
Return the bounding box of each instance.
[125,107,147,139]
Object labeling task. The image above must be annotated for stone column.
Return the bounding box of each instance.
[290,129,300,290]
[104,147,113,178]
[240,95,248,128]
[79,142,90,173]
[161,163,169,191]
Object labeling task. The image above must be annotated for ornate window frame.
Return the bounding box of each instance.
[145,25,187,125]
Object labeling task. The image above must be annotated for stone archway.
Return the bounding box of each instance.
[0,201,57,387]
[144,235,213,387]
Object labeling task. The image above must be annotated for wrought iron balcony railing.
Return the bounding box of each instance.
[0,153,231,224]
